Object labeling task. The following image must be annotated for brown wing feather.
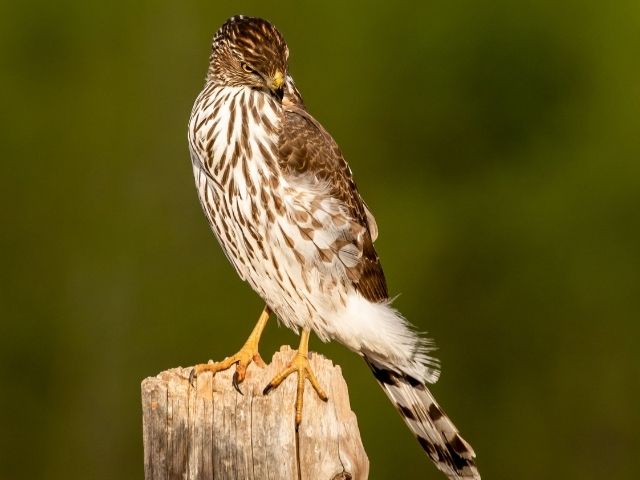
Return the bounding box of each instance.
[278,104,388,302]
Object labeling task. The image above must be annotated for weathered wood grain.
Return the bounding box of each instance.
[142,346,369,480]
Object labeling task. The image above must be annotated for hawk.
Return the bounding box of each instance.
[187,15,480,479]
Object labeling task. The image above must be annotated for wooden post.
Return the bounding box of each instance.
[142,346,369,480]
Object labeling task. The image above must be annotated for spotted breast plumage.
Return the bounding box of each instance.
[187,15,480,480]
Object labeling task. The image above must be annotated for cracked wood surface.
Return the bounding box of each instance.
[142,346,369,480]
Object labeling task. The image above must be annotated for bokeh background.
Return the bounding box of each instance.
[1,1,639,479]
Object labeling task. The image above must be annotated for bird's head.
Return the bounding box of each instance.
[207,16,289,100]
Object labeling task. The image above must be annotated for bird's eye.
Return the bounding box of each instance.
[242,63,254,73]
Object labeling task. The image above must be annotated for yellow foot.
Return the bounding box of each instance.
[189,306,270,393]
[263,330,329,428]
[189,345,266,393]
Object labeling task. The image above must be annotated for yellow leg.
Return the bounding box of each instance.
[263,328,329,428]
[189,306,270,393]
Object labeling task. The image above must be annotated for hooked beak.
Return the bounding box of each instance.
[268,70,285,99]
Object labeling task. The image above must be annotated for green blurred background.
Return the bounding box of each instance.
[1,0,639,478]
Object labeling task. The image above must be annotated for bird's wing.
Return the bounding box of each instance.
[278,104,388,302]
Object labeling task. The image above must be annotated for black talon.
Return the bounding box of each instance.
[232,371,244,395]
[262,384,273,395]
[189,368,197,387]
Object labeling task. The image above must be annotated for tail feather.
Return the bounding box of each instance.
[366,359,480,480]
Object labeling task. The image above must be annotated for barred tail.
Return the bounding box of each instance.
[365,358,480,480]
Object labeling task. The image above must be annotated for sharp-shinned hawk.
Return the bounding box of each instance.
[187,15,480,479]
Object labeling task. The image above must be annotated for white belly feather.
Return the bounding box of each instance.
[188,86,344,335]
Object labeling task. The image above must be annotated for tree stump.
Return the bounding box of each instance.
[141,346,369,480]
